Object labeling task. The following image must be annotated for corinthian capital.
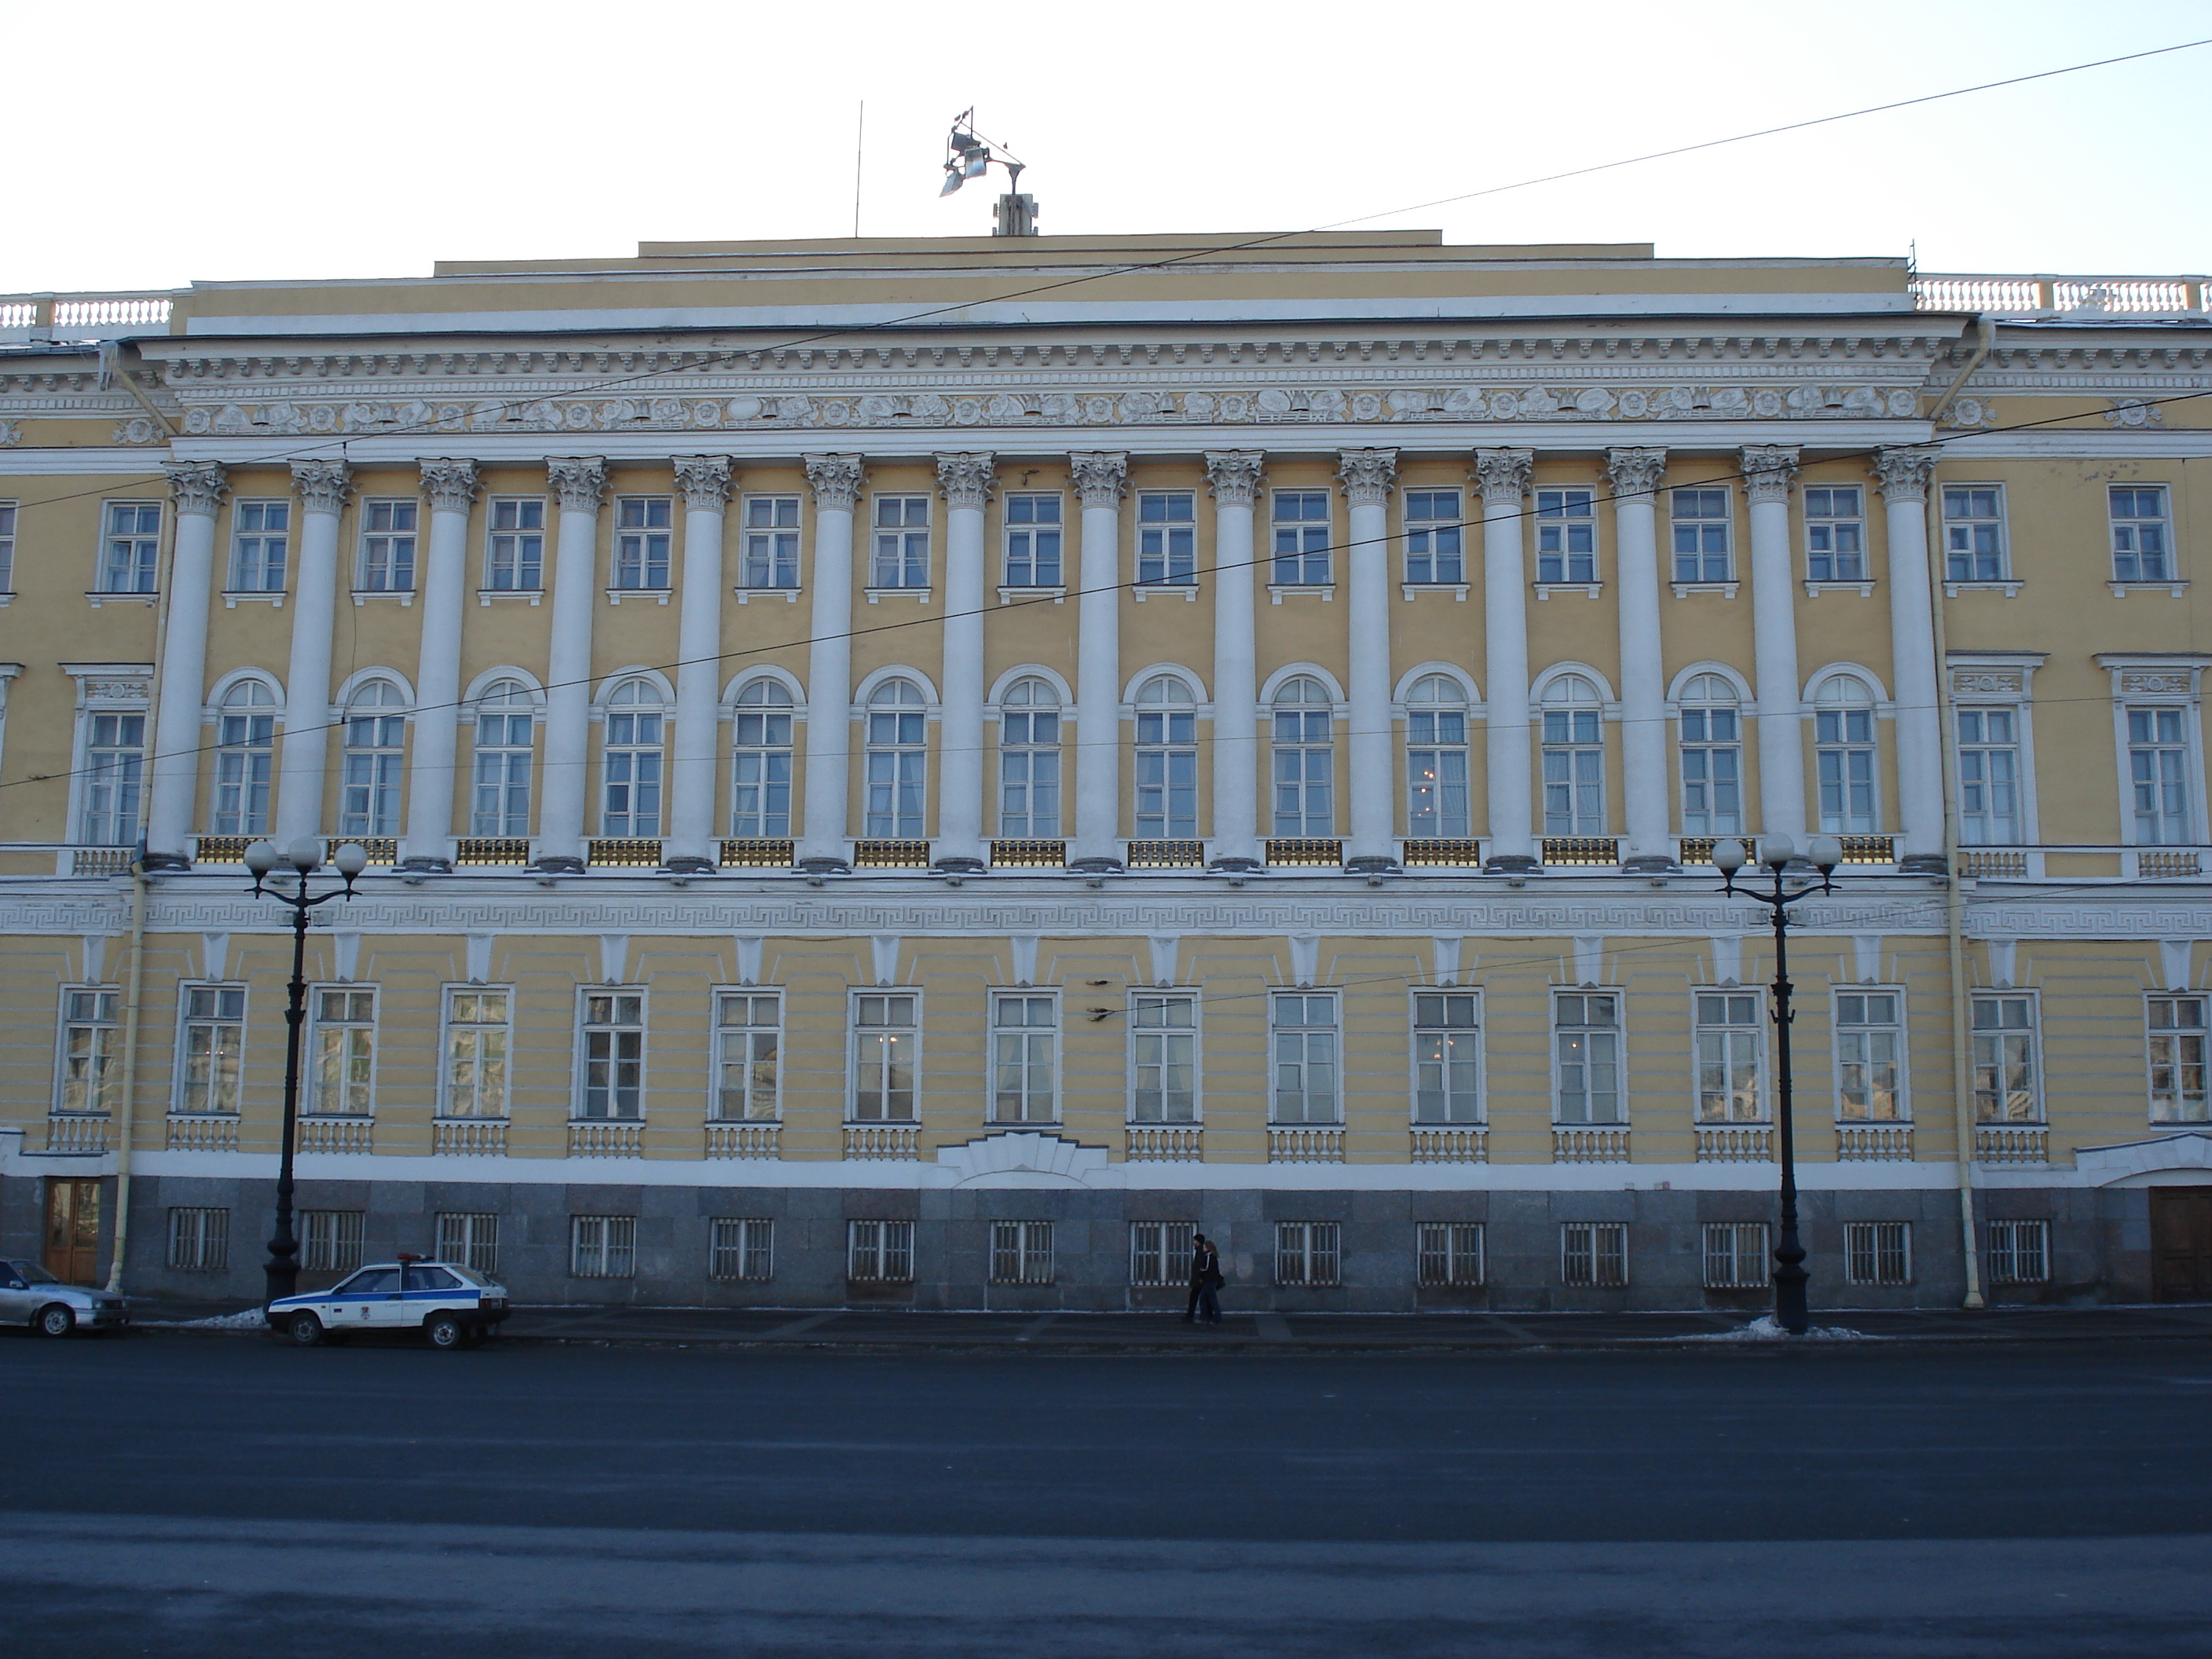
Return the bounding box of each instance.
[290,459,353,516]
[1336,448,1398,507]
[164,460,228,518]
[1203,450,1265,508]
[934,452,996,511]
[674,456,734,511]
[1740,446,1800,506]
[1871,445,1939,504]
[547,456,608,513]
[1471,448,1533,504]
[1605,447,1667,500]
[1068,452,1129,511]
[419,458,480,514]
[804,453,866,511]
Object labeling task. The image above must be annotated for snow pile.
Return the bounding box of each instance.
[137,1309,273,1330]
[1689,1314,1866,1342]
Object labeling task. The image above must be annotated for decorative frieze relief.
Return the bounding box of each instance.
[0,419,19,446]
[112,416,170,445]
[1950,668,2023,698]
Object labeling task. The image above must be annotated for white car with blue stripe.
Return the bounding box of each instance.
[266,1257,511,1350]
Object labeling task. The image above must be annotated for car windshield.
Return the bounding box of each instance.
[334,1267,398,1295]
[12,1262,60,1285]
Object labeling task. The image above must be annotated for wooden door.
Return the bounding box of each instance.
[2150,1188,2212,1302]
[43,1178,102,1286]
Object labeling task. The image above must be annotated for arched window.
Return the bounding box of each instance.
[864,679,927,837]
[1404,675,1469,838]
[339,682,406,837]
[731,679,793,837]
[1540,675,1605,835]
[471,679,534,836]
[1133,676,1197,838]
[997,678,1061,837]
[600,679,665,836]
[1815,676,1878,833]
[1677,673,1743,837]
[1272,676,1335,836]
[212,681,276,836]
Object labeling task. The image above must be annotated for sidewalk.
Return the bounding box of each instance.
[122,1297,2212,1352]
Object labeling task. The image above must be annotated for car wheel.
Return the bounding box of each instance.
[287,1312,326,1347]
[424,1312,466,1350]
[35,1304,75,1339]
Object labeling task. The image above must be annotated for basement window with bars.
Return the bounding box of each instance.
[848,1219,915,1283]
[1701,1221,1770,1289]
[709,1218,775,1282]
[1844,1221,1913,1286]
[168,1207,229,1272]
[990,1220,1054,1285]
[1561,1221,1628,1287]
[1416,1222,1485,1287]
[570,1214,637,1279]
[1129,1221,1197,1287]
[437,1212,500,1274]
[1986,1219,2050,1285]
[301,1209,364,1273]
[1274,1221,1341,1287]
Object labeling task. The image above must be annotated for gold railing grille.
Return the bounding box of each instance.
[1126,840,1203,868]
[991,839,1065,868]
[454,838,529,866]
[1543,837,1620,866]
[853,840,930,869]
[720,838,795,868]
[1838,835,1895,864]
[1403,839,1482,867]
[588,838,662,868]
[195,836,252,865]
[328,837,397,865]
[1265,838,1342,867]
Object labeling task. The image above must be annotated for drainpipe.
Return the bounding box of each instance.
[1925,317,1995,425]
[98,342,179,437]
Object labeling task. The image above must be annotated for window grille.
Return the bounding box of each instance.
[991,1220,1054,1284]
[1274,1221,1341,1287]
[1561,1221,1628,1287]
[438,1212,501,1273]
[1701,1221,1769,1289]
[1416,1221,1485,1287]
[570,1214,637,1278]
[1844,1221,1912,1286]
[1130,1221,1197,1287]
[848,1218,915,1282]
[168,1207,229,1271]
[710,1218,775,1281]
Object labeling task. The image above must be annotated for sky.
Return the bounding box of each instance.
[2,0,2207,295]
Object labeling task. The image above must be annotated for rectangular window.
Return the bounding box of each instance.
[1541,705,1605,834]
[872,496,930,588]
[1815,705,1878,833]
[58,987,122,1115]
[731,687,793,837]
[710,1217,775,1281]
[1134,693,1199,837]
[1137,491,1196,587]
[1679,702,1743,836]
[1130,1220,1197,1287]
[1955,709,2022,844]
[997,686,1060,837]
[714,991,781,1121]
[2149,994,2208,1122]
[1535,489,1596,583]
[229,500,290,591]
[1694,991,1764,1123]
[1561,1221,1628,1287]
[1002,493,1062,587]
[178,985,245,1115]
[1270,993,1339,1124]
[100,501,161,593]
[1416,1221,1485,1287]
[1972,995,2040,1124]
[1670,488,1731,583]
[0,500,14,591]
[601,698,663,837]
[486,497,544,590]
[1942,486,2006,582]
[1412,991,1481,1123]
[360,500,417,591]
[2110,486,2172,583]
[441,988,510,1118]
[1702,1221,1770,1289]
[1271,690,1335,836]
[1271,489,1331,585]
[1405,694,1470,837]
[742,495,801,589]
[472,700,534,835]
[1404,489,1465,584]
[1844,1221,1913,1286]
[213,691,275,836]
[569,1214,637,1278]
[1275,1221,1341,1287]
[847,1218,915,1282]
[614,496,672,588]
[437,1212,500,1274]
[1554,993,1622,1125]
[1803,486,1865,582]
[1987,1218,2050,1285]
[2126,705,2192,845]
[1131,993,1197,1122]
[991,992,1058,1123]
[991,1220,1054,1284]
[301,1209,364,1273]
[167,1207,229,1271]
[580,991,644,1119]
[851,993,918,1121]
[80,712,146,845]
[1835,991,1905,1122]
[309,987,375,1115]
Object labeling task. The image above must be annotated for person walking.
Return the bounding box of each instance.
[1185,1232,1225,1325]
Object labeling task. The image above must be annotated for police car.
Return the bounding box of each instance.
[266,1254,511,1350]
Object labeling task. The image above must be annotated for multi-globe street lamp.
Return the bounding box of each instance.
[244,836,367,1306]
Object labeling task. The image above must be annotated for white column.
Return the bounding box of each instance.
[147,463,225,869]
[1205,451,1264,870]
[1339,449,1399,869]
[935,452,994,872]
[1069,452,1128,871]
[1609,447,1672,870]
[1875,446,1946,870]
[274,460,351,848]
[1744,446,1806,847]
[1474,449,1536,870]
[401,460,478,871]
[799,454,864,870]
[667,456,733,873]
[534,456,606,873]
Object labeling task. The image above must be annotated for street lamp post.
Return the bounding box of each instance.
[244,836,368,1307]
[1712,832,1843,1337]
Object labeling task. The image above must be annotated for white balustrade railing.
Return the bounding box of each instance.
[44,1115,110,1154]
[845,1124,918,1160]
[569,1120,643,1157]
[1268,1125,1345,1163]
[434,1118,507,1155]
[297,1117,373,1155]
[0,291,175,336]
[1695,1125,1774,1163]
[1126,1125,1203,1161]
[1975,1125,2049,1165]
[1913,273,2207,317]
[706,1122,781,1159]
[166,1115,239,1152]
[1837,1124,1914,1160]
[1553,1126,1630,1163]
[1410,1126,1488,1163]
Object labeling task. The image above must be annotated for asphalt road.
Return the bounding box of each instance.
[3,1331,2209,1657]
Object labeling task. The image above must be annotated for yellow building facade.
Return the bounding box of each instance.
[1,234,2208,1309]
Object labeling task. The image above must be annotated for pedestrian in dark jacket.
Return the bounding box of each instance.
[1185,1233,1225,1324]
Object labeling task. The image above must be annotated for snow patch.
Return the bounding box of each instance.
[1689,1314,1868,1342]
[139,1309,273,1331]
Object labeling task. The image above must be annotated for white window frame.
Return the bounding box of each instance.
[1132,675,1199,838]
[167,1207,229,1271]
[848,990,921,1123]
[1701,1221,1770,1289]
[847,1218,916,1282]
[1800,484,1868,588]
[1954,705,2025,847]
[599,681,666,837]
[576,987,647,1121]
[174,982,247,1115]
[1269,991,1341,1125]
[1971,991,2042,1126]
[1416,1221,1485,1287]
[56,984,123,1115]
[1561,1221,1628,1287]
[612,495,673,592]
[1403,489,1467,588]
[439,985,512,1119]
[2108,484,2176,587]
[437,1211,501,1274]
[1844,1220,1913,1286]
[712,988,782,1122]
[485,496,546,592]
[2147,992,2209,1124]
[1001,491,1064,591]
[729,679,796,838]
[71,672,149,849]
[358,498,419,593]
[1811,675,1883,835]
[1274,1220,1342,1287]
[470,680,537,836]
[306,984,377,1117]
[862,679,930,837]
[709,1217,775,1281]
[211,680,278,837]
[1939,483,2012,592]
[2098,658,2210,857]
[228,498,291,595]
[1668,487,1733,586]
[1986,1218,2050,1285]
[1833,987,1910,1123]
[300,1209,365,1273]
[569,1214,637,1278]
[1552,991,1624,1126]
[1269,676,1336,837]
[990,1219,1055,1284]
[1136,490,1198,592]
[1693,988,1767,1124]
[0,498,16,594]
[1947,655,2043,851]
[1533,487,1599,588]
[994,677,1062,838]
[990,990,1060,1125]
[1130,991,1199,1123]
[97,500,163,595]
[1403,676,1472,840]
[1410,989,1483,1125]
[1675,676,1745,837]
[1540,676,1608,836]
[1269,489,1334,589]
[870,494,932,591]
[740,494,803,595]
[1129,1220,1197,1287]
[339,683,408,839]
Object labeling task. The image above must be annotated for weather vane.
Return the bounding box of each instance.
[939,108,1038,236]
